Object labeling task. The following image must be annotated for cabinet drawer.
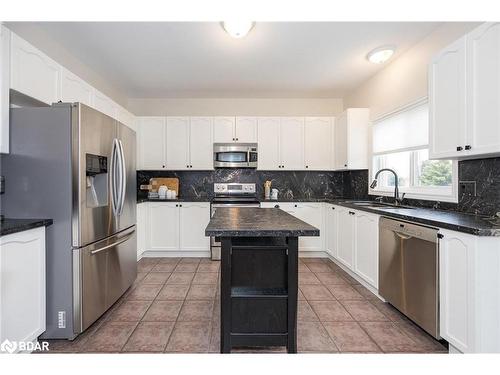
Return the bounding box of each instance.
[231,298,287,334]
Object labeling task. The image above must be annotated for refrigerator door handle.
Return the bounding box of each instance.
[110,138,119,217]
[90,230,135,255]
[118,139,127,215]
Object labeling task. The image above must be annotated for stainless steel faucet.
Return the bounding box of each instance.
[370,168,405,206]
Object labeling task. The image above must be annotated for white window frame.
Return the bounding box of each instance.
[368,98,459,203]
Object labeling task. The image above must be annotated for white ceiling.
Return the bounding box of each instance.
[31,22,441,98]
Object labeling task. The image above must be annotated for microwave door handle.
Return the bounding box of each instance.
[247,149,250,167]
[118,140,127,215]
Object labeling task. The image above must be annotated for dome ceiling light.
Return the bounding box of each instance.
[366,46,396,64]
[221,21,255,38]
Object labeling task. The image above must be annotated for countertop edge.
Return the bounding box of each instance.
[1,219,54,237]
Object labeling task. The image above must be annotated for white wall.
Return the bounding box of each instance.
[5,22,129,108]
[344,22,480,121]
[127,97,343,116]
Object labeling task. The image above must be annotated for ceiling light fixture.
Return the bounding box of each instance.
[366,46,396,64]
[221,21,255,38]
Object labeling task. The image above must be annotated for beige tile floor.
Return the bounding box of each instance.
[38,257,448,354]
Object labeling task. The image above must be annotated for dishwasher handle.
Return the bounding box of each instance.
[394,231,413,240]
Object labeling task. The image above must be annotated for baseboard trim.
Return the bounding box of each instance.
[141,250,211,258]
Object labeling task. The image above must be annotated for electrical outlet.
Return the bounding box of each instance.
[58,311,66,328]
[459,181,476,197]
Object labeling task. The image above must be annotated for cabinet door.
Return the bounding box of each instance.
[280,117,304,170]
[354,211,379,288]
[336,207,354,268]
[257,117,281,170]
[439,229,475,353]
[429,36,467,159]
[190,117,214,170]
[466,22,500,157]
[10,33,60,105]
[1,25,10,154]
[166,117,190,170]
[92,89,117,119]
[334,112,348,169]
[138,117,166,170]
[179,202,210,252]
[60,68,93,106]
[304,117,332,170]
[146,203,179,251]
[235,117,257,143]
[325,204,338,258]
[136,203,147,259]
[0,227,46,348]
[294,203,323,253]
[213,116,235,143]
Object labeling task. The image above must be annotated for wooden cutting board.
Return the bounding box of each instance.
[140,177,179,195]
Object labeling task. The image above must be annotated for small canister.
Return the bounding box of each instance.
[264,180,272,199]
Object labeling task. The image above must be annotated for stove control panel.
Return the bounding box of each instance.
[214,183,256,195]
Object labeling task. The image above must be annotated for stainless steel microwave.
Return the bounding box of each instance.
[213,143,258,168]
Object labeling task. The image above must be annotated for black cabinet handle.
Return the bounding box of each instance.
[306,165,309,168]
[179,204,182,207]
[349,211,355,215]
[236,138,239,141]
[332,206,335,210]
[457,146,463,151]
[274,205,279,208]
[465,145,471,150]
[162,165,165,168]
[294,204,298,207]
[344,164,347,167]
[175,204,178,207]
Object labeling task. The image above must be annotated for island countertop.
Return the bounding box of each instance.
[205,207,319,237]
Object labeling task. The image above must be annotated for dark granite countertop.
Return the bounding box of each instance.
[137,196,211,203]
[1,218,53,237]
[326,200,500,237]
[205,207,319,237]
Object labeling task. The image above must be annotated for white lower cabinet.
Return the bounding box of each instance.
[353,211,379,288]
[336,206,355,269]
[325,204,338,258]
[136,202,147,259]
[439,229,500,353]
[142,202,210,255]
[0,227,46,352]
[293,203,324,253]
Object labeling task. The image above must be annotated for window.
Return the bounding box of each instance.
[370,100,457,202]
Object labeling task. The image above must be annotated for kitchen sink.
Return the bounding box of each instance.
[348,201,414,210]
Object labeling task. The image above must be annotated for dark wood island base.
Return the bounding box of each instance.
[220,236,298,353]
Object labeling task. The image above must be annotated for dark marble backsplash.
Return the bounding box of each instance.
[138,156,500,217]
[137,169,344,201]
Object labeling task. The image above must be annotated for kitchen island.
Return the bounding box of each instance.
[205,207,319,353]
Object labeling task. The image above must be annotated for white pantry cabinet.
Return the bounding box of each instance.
[142,202,210,255]
[214,116,257,143]
[333,108,369,170]
[430,22,500,160]
[10,32,60,105]
[439,228,500,353]
[304,117,333,170]
[325,204,338,258]
[353,210,379,288]
[0,227,46,352]
[429,36,468,159]
[60,67,93,106]
[137,117,166,170]
[1,24,10,154]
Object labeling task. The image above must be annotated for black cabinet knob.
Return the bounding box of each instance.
[236,138,239,141]
[332,207,335,210]
[465,145,471,150]
[179,204,182,207]
[175,204,178,207]
[344,164,347,167]
[457,146,463,151]
[294,204,298,207]
[162,165,165,168]
[349,211,355,215]
[274,205,279,208]
[306,165,309,168]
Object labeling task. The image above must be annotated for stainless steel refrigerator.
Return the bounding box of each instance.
[1,103,137,339]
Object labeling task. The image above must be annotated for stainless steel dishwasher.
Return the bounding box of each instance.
[379,217,440,339]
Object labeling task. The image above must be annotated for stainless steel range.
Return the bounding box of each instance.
[210,183,260,260]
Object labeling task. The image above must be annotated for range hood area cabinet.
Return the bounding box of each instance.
[213,116,257,143]
[429,22,500,160]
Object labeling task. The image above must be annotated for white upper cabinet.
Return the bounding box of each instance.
[353,211,379,288]
[189,117,214,170]
[138,117,166,170]
[213,116,235,143]
[257,117,280,170]
[430,23,500,160]
[10,33,60,105]
[1,25,10,154]
[280,117,304,170]
[429,36,467,159]
[60,67,93,106]
[235,117,257,143]
[466,22,500,157]
[91,89,117,119]
[304,117,333,170]
[333,108,369,170]
[166,117,190,169]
